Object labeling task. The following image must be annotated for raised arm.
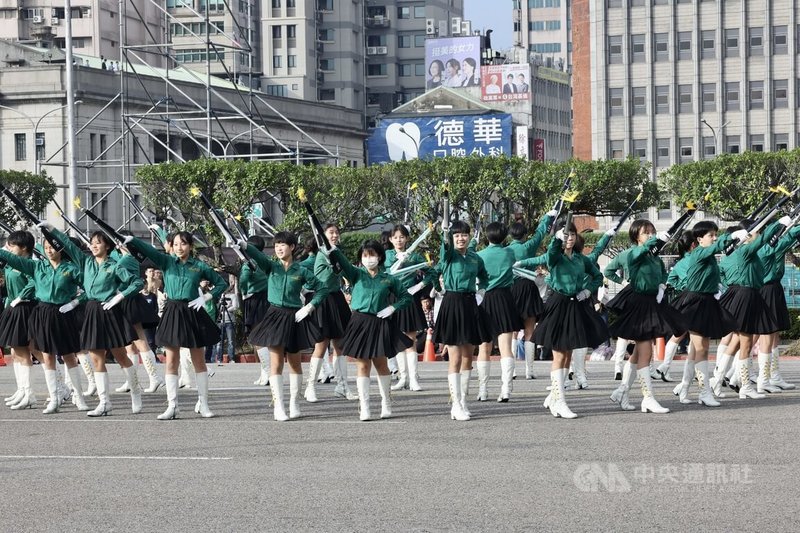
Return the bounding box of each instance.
[0,249,36,277]
[127,237,171,271]
[545,237,563,270]
[245,244,274,275]
[523,213,554,255]
[329,248,360,285]
[586,232,613,264]
[51,228,88,273]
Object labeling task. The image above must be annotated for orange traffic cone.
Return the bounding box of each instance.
[423,329,437,362]
[0,347,6,367]
[655,337,666,362]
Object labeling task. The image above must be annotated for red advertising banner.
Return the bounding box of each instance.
[533,138,545,161]
[480,64,531,102]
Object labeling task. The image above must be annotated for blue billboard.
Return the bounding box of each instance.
[366,114,513,165]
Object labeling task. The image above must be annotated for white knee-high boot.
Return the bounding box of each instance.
[695,360,720,407]
[460,369,471,417]
[770,347,796,389]
[498,357,514,402]
[140,350,164,393]
[656,341,679,382]
[87,372,111,417]
[157,374,180,420]
[66,366,90,411]
[673,359,695,404]
[476,360,490,401]
[391,352,408,391]
[42,369,60,414]
[270,374,288,421]
[376,374,392,419]
[356,376,371,421]
[77,353,97,396]
[5,362,24,406]
[178,348,195,389]
[524,341,537,379]
[9,364,36,410]
[124,366,143,414]
[610,361,636,411]
[549,369,577,418]
[639,368,669,414]
[305,357,322,402]
[333,356,357,400]
[194,371,214,418]
[406,350,422,391]
[448,373,469,421]
[756,352,781,394]
[711,351,734,396]
[254,347,270,386]
[288,373,302,419]
[612,338,628,379]
[572,348,589,389]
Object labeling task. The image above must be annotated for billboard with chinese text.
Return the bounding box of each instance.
[481,64,531,102]
[424,36,481,90]
[366,114,513,165]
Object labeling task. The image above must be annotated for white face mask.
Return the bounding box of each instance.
[362,257,379,269]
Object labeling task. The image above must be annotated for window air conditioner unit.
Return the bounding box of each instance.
[32,15,43,23]
[367,46,377,55]
[36,137,45,146]
[51,18,59,25]
[451,17,462,36]
[425,18,435,35]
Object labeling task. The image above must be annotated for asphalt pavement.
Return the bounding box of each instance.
[2,358,799,532]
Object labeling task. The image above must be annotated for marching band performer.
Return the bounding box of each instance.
[239,231,329,421]
[239,235,271,387]
[125,232,227,420]
[326,240,412,420]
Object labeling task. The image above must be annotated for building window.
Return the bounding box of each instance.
[414,34,426,47]
[397,6,410,19]
[90,133,96,159]
[319,88,335,101]
[609,140,624,160]
[773,25,788,54]
[319,58,334,71]
[679,137,693,162]
[724,28,739,57]
[607,35,622,64]
[630,0,645,6]
[609,88,623,116]
[318,0,333,11]
[678,31,692,60]
[748,26,763,56]
[630,34,645,63]
[14,133,26,161]
[725,135,740,154]
[774,133,789,151]
[658,200,672,220]
[415,63,425,76]
[273,55,282,68]
[774,79,788,108]
[678,84,692,113]
[703,136,716,158]
[414,6,425,18]
[287,54,296,68]
[34,132,45,161]
[398,64,412,77]
[725,82,739,111]
[319,28,334,41]
[607,0,621,7]
[367,63,387,76]
[749,134,764,152]
[655,85,669,114]
[654,33,669,61]
[749,80,763,109]
[99,134,107,159]
[398,35,411,48]
[287,24,296,38]
[656,138,670,167]
[272,26,281,39]
[266,84,287,96]
[632,87,646,115]
[632,139,647,161]
[701,30,715,59]
[702,83,716,111]
[271,0,280,7]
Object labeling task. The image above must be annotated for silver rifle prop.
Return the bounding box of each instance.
[389,261,430,278]
[512,267,539,283]
[389,222,433,274]
[52,199,91,246]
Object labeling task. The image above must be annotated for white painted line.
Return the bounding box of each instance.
[0,455,231,461]
[0,419,157,423]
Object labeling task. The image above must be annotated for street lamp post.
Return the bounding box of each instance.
[701,119,730,156]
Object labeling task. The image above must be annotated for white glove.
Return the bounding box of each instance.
[656,284,666,304]
[714,284,725,300]
[407,281,425,295]
[102,292,125,311]
[555,229,565,241]
[441,221,450,233]
[235,239,248,251]
[604,228,616,237]
[59,299,79,313]
[730,229,748,242]
[376,305,396,319]
[395,251,408,264]
[656,231,670,242]
[513,261,522,268]
[320,245,336,256]
[148,223,161,232]
[10,297,21,308]
[36,221,53,231]
[778,215,793,227]
[546,209,558,218]
[576,289,591,301]
[294,303,314,322]
[123,235,134,245]
[188,290,212,311]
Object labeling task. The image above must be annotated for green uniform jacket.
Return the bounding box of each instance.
[625,236,667,295]
[603,248,633,284]
[3,264,36,306]
[438,231,488,293]
[508,214,553,260]
[127,237,227,301]
[51,231,143,302]
[667,256,690,291]
[384,248,437,289]
[110,249,143,300]
[719,222,781,289]
[758,225,800,284]
[245,244,328,308]
[477,243,515,290]
[314,250,345,292]
[682,233,732,294]
[0,250,81,305]
[331,249,411,314]
[544,237,603,296]
[239,261,269,295]
[586,232,613,265]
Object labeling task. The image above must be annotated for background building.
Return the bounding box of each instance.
[512,0,572,72]
[572,0,799,224]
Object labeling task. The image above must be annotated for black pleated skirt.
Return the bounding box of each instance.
[29,302,81,355]
[122,293,160,329]
[313,290,352,339]
[248,304,322,353]
[433,291,493,346]
[511,277,544,320]
[760,281,791,331]
[718,285,779,335]
[0,301,36,347]
[480,287,524,337]
[243,291,269,331]
[533,291,609,351]
[393,292,427,333]
[81,300,137,351]
[608,291,687,341]
[156,299,221,349]
[672,291,737,339]
[604,284,634,314]
[340,311,413,359]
